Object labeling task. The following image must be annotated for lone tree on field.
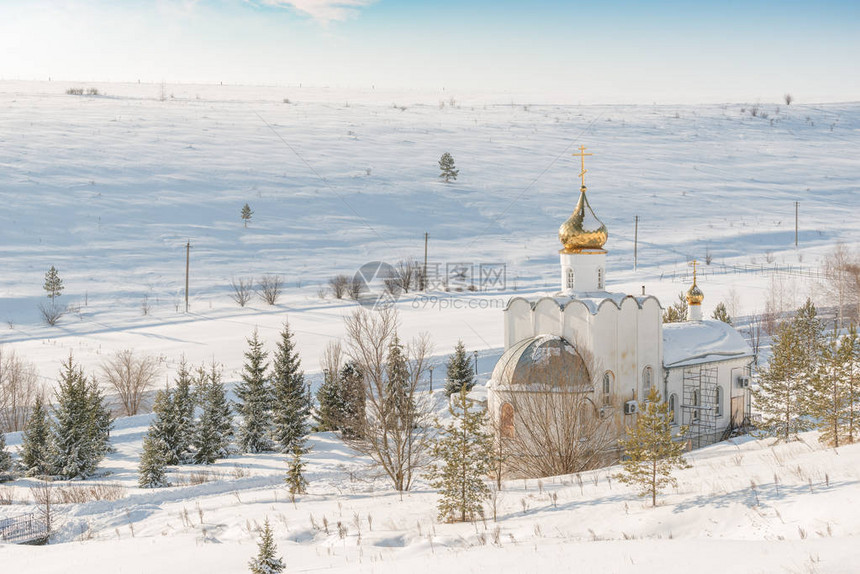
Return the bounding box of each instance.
[445,340,475,396]
[427,385,492,522]
[241,203,253,228]
[615,386,690,507]
[784,93,793,105]
[43,266,64,300]
[248,518,285,574]
[439,152,459,183]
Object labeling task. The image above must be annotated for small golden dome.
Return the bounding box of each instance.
[686,279,704,306]
[559,186,608,253]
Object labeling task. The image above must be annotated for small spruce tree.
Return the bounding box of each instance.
[438,152,459,183]
[149,387,180,464]
[43,266,64,300]
[50,355,112,479]
[20,396,52,476]
[285,441,308,502]
[193,364,233,464]
[236,329,273,453]
[138,430,170,488]
[271,321,310,453]
[711,302,732,325]
[615,386,690,507]
[338,362,365,438]
[427,386,492,522]
[385,335,414,427]
[248,518,285,574]
[0,432,12,473]
[241,203,254,228]
[170,358,196,463]
[445,340,475,396]
[315,368,345,432]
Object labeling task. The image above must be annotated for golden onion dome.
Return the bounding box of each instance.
[686,280,704,305]
[559,186,608,253]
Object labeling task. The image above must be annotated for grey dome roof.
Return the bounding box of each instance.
[491,335,591,390]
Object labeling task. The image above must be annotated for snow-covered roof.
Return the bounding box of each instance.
[663,319,754,368]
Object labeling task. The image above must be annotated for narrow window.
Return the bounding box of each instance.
[642,366,653,397]
[668,393,677,424]
[598,267,604,289]
[500,403,515,438]
[715,386,723,417]
[692,390,700,421]
[602,371,614,406]
[566,268,575,290]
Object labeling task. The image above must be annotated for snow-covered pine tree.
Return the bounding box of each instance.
[0,432,12,473]
[43,266,64,300]
[20,395,52,476]
[171,358,196,463]
[241,203,253,228]
[314,368,344,432]
[793,298,826,387]
[711,302,732,324]
[271,321,310,453]
[614,386,690,507]
[193,364,234,464]
[662,293,688,323]
[51,355,112,479]
[438,152,458,183]
[444,340,475,396]
[385,335,414,427]
[285,440,308,502]
[339,362,365,438]
[149,387,180,464]
[248,518,285,574]
[138,429,170,488]
[427,386,492,522]
[236,329,273,453]
[753,320,815,441]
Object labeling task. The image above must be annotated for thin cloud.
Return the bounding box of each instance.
[256,0,375,23]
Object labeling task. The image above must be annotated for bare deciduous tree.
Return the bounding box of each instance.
[258,274,284,305]
[342,307,433,492]
[491,342,619,479]
[100,350,161,416]
[746,311,764,364]
[230,277,254,307]
[30,479,55,540]
[345,276,363,301]
[0,347,42,432]
[385,260,422,295]
[821,243,860,327]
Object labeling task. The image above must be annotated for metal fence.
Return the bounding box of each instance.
[0,513,48,545]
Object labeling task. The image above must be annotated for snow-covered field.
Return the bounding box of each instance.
[1,81,859,572]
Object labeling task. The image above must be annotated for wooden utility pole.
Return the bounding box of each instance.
[795,201,799,247]
[185,240,190,313]
[634,215,639,271]
[423,232,429,291]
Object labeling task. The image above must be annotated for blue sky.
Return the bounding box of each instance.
[1,0,858,102]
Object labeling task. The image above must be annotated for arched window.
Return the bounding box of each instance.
[668,393,678,425]
[715,386,723,417]
[566,268,575,290]
[602,371,614,406]
[642,366,653,397]
[598,267,604,289]
[691,389,700,421]
[500,403,515,438]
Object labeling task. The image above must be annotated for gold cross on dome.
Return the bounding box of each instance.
[689,259,698,283]
[572,145,593,189]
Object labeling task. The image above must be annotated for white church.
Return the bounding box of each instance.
[487,148,754,456]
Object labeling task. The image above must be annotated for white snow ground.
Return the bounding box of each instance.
[0,81,859,572]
